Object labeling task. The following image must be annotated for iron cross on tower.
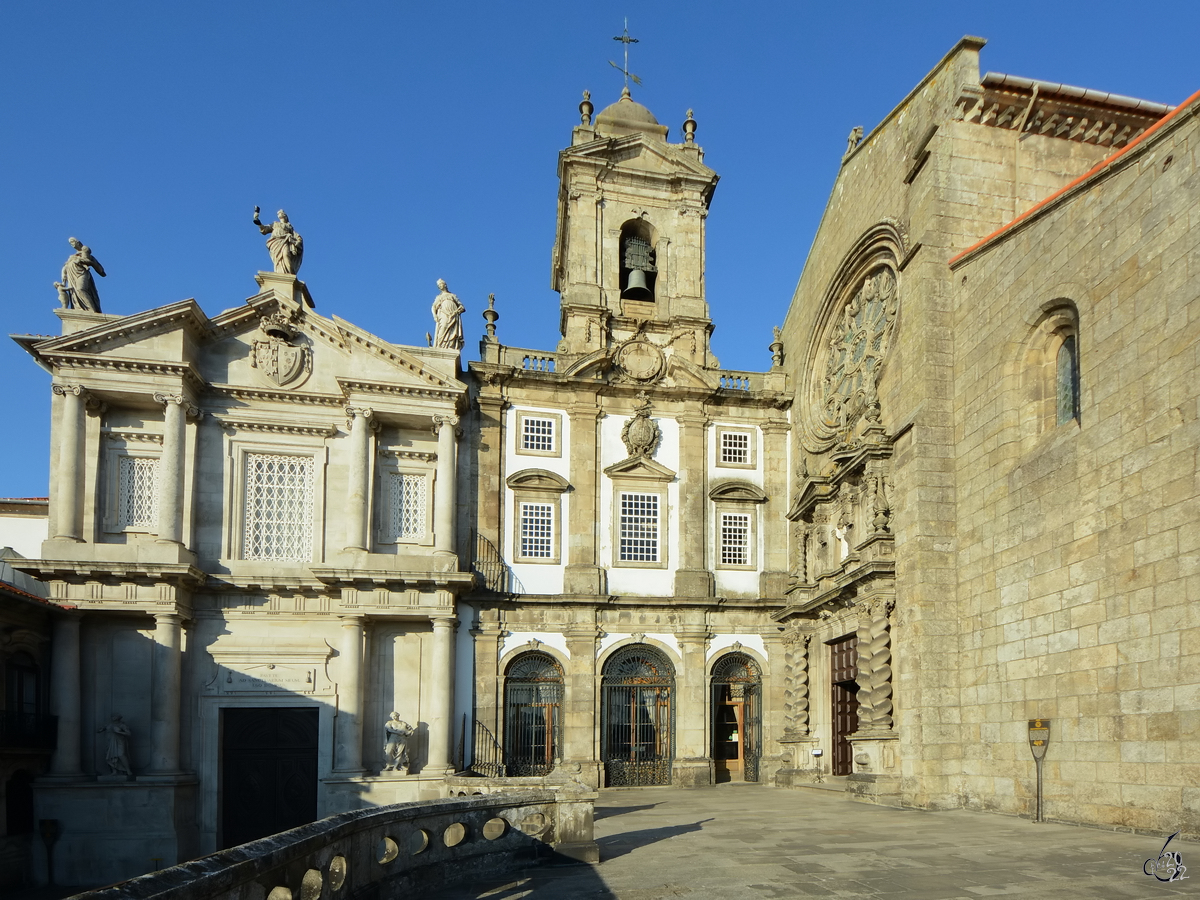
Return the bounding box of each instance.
[609,19,643,88]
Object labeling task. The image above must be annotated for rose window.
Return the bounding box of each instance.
[818,267,897,433]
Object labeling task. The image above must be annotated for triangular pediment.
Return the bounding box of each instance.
[564,134,715,180]
[664,355,717,390]
[21,299,210,359]
[603,455,676,481]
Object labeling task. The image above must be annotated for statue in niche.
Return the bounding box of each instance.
[98,714,132,775]
[59,237,106,312]
[431,279,465,351]
[383,712,414,774]
[253,207,304,275]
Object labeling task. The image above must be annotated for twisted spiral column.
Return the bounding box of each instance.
[854,598,894,732]
[783,632,810,735]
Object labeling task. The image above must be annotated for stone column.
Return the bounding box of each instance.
[427,614,457,773]
[672,625,712,787]
[343,406,373,551]
[433,415,459,556]
[854,597,895,734]
[334,616,365,773]
[783,632,811,736]
[760,421,790,597]
[674,412,712,597]
[564,403,605,595]
[147,613,184,774]
[51,385,86,542]
[153,394,187,545]
[563,624,600,787]
[47,613,82,777]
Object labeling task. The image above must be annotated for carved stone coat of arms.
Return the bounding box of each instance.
[251,312,310,387]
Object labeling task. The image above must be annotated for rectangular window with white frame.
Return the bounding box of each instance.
[242,452,316,561]
[519,502,555,559]
[618,491,660,564]
[720,512,751,566]
[516,411,562,458]
[716,427,756,468]
[385,471,428,543]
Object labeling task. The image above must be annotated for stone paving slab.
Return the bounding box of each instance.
[439,783,1194,899]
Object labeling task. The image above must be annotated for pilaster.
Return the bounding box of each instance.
[334,615,366,774]
[673,412,712,598]
[564,403,606,595]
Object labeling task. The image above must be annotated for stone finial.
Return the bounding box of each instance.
[845,126,864,157]
[483,292,499,340]
[769,325,784,368]
[683,108,697,144]
[580,90,594,126]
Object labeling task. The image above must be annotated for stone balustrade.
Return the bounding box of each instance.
[69,789,598,900]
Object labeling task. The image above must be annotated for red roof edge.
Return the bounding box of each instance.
[949,86,1200,269]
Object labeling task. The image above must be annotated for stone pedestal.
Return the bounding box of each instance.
[775,734,823,787]
[254,271,314,308]
[847,733,901,805]
[671,757,714,788]
[32,778,198,887]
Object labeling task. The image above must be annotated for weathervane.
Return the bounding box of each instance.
[609,19,642,88]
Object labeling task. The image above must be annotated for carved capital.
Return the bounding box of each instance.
[52,383,83,398]
[153,392,185,407]
[432,414,460,435]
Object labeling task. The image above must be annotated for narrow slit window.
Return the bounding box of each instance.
[618,492,659,563]
[1056,335,1080,425]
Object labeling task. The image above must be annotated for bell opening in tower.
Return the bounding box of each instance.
[619,223,657,302]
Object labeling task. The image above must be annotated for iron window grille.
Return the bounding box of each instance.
[242,453,315,561]
[504,652,564,776]
[601,644,675,786]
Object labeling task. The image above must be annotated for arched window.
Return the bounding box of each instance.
[711,653,762,783]
[619,222,657,302]
[601,644,675,785]
[1056,334,1080,425]
[6,651,39,716]
[503,652,564,776]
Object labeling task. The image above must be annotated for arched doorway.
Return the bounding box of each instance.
[503,652,564,776]
[711,653,762,783]
[601,644,675,786]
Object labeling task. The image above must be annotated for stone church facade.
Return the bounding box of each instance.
[7,34,1200,887]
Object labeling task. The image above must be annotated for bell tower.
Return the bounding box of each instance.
[551,87,720,367]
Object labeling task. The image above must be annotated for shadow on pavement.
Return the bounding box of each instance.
[594,803,659,821]
[598,818,714,860]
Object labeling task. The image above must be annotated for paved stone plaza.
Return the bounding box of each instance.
[444,784,1193,899]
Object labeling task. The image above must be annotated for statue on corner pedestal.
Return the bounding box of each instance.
[253,207,304,276]
[59,237,106,312]
[431,279,465,352]
[383,712,414,774]
[98,714,132,776]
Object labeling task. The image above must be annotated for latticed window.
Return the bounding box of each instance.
[117,456,158,530]
[720,431,750,465]
[386,473,427,542]
[618,492,659,563]
[521,417,555,453]
[242,453,315,561]
[519,502,554,559]
[720,513,750,566]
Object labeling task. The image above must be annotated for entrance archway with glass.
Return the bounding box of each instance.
[710,653,762,783]
[503,651,564,777]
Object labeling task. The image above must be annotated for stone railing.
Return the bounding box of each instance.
[70,789,597,900]
[717,370,763,392]
[497,346,557,373]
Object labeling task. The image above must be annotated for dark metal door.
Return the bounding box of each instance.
[829,634,859,776]
[602,646,675,786]
[504,652,563,776]
[221,707,318,849]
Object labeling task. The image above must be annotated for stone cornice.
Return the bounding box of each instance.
[336,377,464,404]
[331,317,464,391]
[212,414,339,438]
[13,559,206,587]
[38,353,206,392]
[207,383,345,407]
[26,299,209,355]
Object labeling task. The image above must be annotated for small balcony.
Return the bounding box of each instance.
[0,710,58,750]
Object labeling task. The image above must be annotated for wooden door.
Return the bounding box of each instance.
[828,634,859,776]
[221,707,318,849]
[713,700,744,783]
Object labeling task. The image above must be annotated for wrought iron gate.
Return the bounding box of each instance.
[711,653,762,782]
[602,645,675,786]
[504,652,563,776]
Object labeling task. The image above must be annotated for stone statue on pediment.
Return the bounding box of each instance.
[253,207,304,275]
[432,279,465,351]
[98,714,132,775]
[383,712,414,774]
[60,237,106,312]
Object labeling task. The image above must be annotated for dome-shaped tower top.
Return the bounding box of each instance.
[594,86,669,141]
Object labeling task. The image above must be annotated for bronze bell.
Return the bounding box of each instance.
[622,268,653,301]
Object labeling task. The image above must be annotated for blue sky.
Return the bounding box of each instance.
[2,2,1198,496]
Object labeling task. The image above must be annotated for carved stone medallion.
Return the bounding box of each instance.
[615,339,665,383]
[251,311,311,388]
